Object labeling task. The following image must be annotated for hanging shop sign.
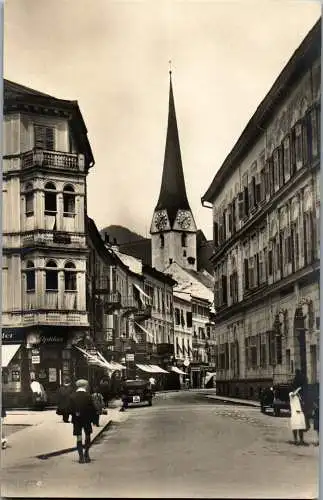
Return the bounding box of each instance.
[31,355,40,364]
[126,353,135,361]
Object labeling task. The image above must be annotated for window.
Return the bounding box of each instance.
[34,125,55,150]
[45,260,58,291]
[64,262,77,291]
[26,260,35,291]
[294,122,303,171]
[260,335,267,367]
[248,257,255,289]
[276,335,282,365]
[268,248,273,276]
[25,183,34,217]
[181,233,187,247]
[273,148,280,189]
[303,211,314,265]
[186,311,192,328]
[160,234,164,248]
[44,182,57,215]
[309,107,319,161]
[213,221,219,247]
[244,258,249,291]
[302,116,309,166]
[174,308,180,326]
[63,184,75,217]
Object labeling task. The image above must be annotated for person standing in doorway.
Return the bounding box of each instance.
[69,379,97,463]
[57,377,74,423]
[289,386,307,445]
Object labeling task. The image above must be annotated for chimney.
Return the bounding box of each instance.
[104,233,110,244]
[111,237,119,252]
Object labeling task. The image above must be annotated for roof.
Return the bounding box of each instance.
[4,79,95,168]
[165,262,214,305]
[201,18,321,204]
[118,239,152,266]
[142,265,177,287]
[155,72,191,225]
[112,249,143,276]
[118,232,214,273]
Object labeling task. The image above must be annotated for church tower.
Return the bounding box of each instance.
[150,71,197,272]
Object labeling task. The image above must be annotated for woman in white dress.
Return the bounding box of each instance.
[289,387,307,445]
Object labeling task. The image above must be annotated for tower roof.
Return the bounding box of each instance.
[155,71,191,225]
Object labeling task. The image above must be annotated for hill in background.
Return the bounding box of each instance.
[100,225,146,245]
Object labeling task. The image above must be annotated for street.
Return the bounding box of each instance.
[2,391,319,499]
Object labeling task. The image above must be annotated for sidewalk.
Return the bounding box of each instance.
[2,399,123,469]
[204,394,260,407]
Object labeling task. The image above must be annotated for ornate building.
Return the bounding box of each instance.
[202,20,320,399]
[2,80,94,405]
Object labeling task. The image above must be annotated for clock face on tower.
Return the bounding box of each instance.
[154,211,168,231]
[177,210,192,230]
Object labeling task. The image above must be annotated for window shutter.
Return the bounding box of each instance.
[244,186,249,216]
[310,107,319,161]
[238,192,244,219]
[260,170,265,202]
[244,259,249,290]
[273,149,279,188]
[213,222,219,247]
[229,274,233,298]
[268,159,274,195]
[278,146,284,187]
[222,212,227,240]
[222,275,227,304]
[283,136,291,180]
[214,280,219,307]
[248,181,254,210]
[302,116,309,166]
[303,214,308,265]
[228,205,233,233]
[268,248,273,276]
[256,253,260,286]
[46,127,55,150]
[231,199,236,234]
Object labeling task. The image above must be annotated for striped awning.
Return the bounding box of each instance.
[1,344,21,368]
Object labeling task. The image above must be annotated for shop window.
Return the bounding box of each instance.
[34,124,55,150]
[44,182,57,215]
[25,183,34,217]
[11,371,21,382]
[45,260,58,290]
[63,184,75,217]
[26,260,36,292]
[64,262,77,291]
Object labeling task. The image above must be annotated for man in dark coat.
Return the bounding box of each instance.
[57,377,73,423]
[69,379,97,463]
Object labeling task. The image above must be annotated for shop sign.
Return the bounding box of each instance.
[32,349,40,356]
[126,353,135,361]
[2,328,25,344]
[40,335,65,344]
[31,355,40,364]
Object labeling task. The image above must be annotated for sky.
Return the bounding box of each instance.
[4,0,321,240]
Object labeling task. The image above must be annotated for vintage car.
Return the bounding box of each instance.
[122,379,153,408]
[260,384,291,416]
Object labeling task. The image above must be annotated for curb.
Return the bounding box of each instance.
[205,395,260,408]
[90,419,113,447]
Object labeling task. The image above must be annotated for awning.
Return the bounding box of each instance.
[75,346,115,371]
[133,283,151,304]
[205,371,217,385]
[110,361,126,371]
[171,366,186,376]
[2,344,21,368]
[135,322,154,341]
[148,364,169,374]
[136,364,156,373]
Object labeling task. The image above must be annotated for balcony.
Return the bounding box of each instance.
[22,231,86,248]
[134,305,152,322]
[21,149,84,171]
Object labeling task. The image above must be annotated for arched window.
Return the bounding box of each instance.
[63,184,75,217]
[25,183,34,217]
[181,233,187,247]
[26,260,35,291]
[44,182,57,215]
[45,260,58,290]
[160,234,164,248]
[64,262,77,291]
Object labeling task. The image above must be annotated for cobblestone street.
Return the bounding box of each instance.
[2,392,319,498]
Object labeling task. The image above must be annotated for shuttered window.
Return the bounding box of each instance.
[238,192,244,219]
[309,106,319,161]
[283,136,291,180]
[302,115,309,166]
[213,221,219,247]
[34,125,55,150]
[244,258,249,290]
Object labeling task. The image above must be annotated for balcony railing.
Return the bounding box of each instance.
[134,305,152,322]
[21,149,83,171]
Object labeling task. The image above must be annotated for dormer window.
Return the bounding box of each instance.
[34,125,55,151]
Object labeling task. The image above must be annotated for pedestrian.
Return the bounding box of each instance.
[91,388,105,426]
[69,379,97,464]
[56,377,74,423]
[2,400,8,449]
[312,396,319,446]
[99,375,111,407]
[289,386,307,445]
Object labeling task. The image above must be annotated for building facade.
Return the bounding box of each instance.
[202,20,320,399]
[2,80,94,405]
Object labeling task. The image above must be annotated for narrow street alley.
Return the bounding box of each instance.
[2,392,319,498]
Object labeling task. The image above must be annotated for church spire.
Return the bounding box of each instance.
[155,70,190,226]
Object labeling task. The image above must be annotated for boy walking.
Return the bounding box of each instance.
[69,379,97,463]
